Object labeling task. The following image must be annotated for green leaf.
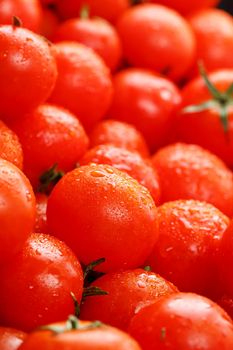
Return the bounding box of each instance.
[83,258,105,280]
[198,63,222,100]
[182,100,216,114]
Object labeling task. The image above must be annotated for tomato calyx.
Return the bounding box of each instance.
[80,5,90,19]
[38,163,64,194]
[70,292,81,318]
[183,64,233,133]
[144,265,151,272]
[12,16,22,28]
[82,258,108,301]
[41,315,103,335]
[83,286,108,300]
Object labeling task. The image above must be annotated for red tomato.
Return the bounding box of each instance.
[148,0,220,16]
[48,42,113,131]
[47,164,158,272]
[117,4,196,82]
[0,0,42,32]
[178,70,233,167]
[34,193,48,234]
[0,120,23,170]
[18,317,141,350]
[39,8,59,41]
[81,269,178,330]
[0,233,84,331]
[53,16,122,72]
[129,293,233,350]
[56,0,130,23]
[11,103,89,189]
[0,25,57,121]
[89,120,149,157]
[152,143,233,217]
[108,68,182,152]
[80,145,160,204]
[147,200,229,295]
[0,159,35,265]
[188,9,233,76]
[0,327,26,350]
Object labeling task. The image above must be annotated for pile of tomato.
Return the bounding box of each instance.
[0,0,233,349]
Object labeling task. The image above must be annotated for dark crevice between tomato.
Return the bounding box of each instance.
[38,163,64,195]
[183,63,233,136]
[12,16,22,28]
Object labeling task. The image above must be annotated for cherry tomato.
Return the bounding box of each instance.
[178,70,233,167]
[152,143,233,217]
[0,159,35,265]
[89,120,149,158]
[80,145,160,204]
[129,293,233,350]
[39,8,59,41]
[0,0,42,32]
[0,327,26,350]
[11,103,89,189]
[34,193,48,234]
[48,42,113,131]
[117,4,196,82]
[53,15,122,72]
[188,9,233,75]
[147,200,229,295]
[0,233,84,331]
[0,25,57,121]
[108,68,182,152]
[0,120,23,170]
[81,268,178,330]
[18,317,141,350]
[47,164,158,272]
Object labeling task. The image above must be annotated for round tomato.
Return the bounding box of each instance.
[0,233,84,331]
[39,8,59,41]
[47,164,158,272]
[129,293,233,350]
[0,327,26,350]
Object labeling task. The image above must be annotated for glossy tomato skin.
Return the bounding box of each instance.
[108,68,182,152]
[147,200,229,295]
[148,0,220,16]
[81,269,178,331]
[0,120,23,169]
[117,4,196,82]
[129,293,233,350]
[47,164,158,272]
[178,70,233,167]
[39,8,59,41]
[0,233,84,332]
[53,17,122,72]
[48,42,113,131]
[89,120,149,157]
[80,145,160,204]
[18,320,141,350]
[0,327,26,350]
[0,26,57,121]
[56,0,130,23]
[152,143,233,217]
[0,0,42,32]
[0,159,36,265]
[188,9,233,75]
[34,193,48,234]
[11,104,89,189]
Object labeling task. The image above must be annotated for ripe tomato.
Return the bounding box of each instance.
[39,8,59,41]
[53,15,122,72]
[152,143,233,217]
[11,103,89,189]
[0,25,57,121]
[108,68,182,152]
[18,317,141,350]
[188,9,233,75]
[81,269,178,330]
[129,293,233,350]
[0,120,23,170]
[48,42,113,131]
[147,200,229,294]
[0,159,35,265]
[178,70,233,167]
[0,0,42,32]
[80,144,160,204]
[0,327,26,350]
[117,4,196,82]
[89,120,149,157]
[34,193,48,234]
[148,0,220,16]
[47,164,158,272]
[0,233,84,331]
